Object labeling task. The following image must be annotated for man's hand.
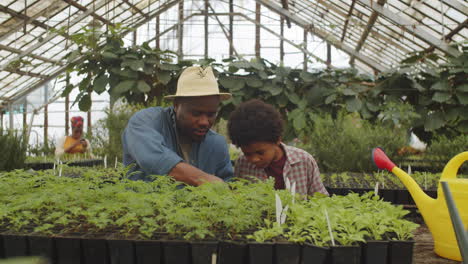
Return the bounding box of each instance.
[169,162,225,186]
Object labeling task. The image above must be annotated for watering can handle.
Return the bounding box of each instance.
[441,152,468,180]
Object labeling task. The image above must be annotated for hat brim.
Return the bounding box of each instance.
[164,93,232,101]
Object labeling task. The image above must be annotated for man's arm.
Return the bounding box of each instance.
[170,162,224,186]
[124,110,223,185]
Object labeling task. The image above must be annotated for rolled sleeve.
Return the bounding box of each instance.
[214,140,234,181]
[123,111,183,176]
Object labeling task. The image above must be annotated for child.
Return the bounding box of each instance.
[228,99,328,196]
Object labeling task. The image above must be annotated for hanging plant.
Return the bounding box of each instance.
[59,24,183,110]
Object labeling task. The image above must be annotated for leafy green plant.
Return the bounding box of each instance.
[59,24,184,110]
[58,23,466,142]
[0,167,419,245]
[298,112,407,172]
[0,129,27,171]
[27,141,55,157]
[425,134,468,160]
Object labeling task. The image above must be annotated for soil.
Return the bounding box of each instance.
[413,224,461,264]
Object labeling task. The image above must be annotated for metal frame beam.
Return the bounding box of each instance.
[356,0,460,57]
[177,1,184,60]
[0,0,66,42]
[439,0,468,15]
[62,0,114,26]
[206,5,240,57]
[229,0,234,56]
[5,69,49,79]
[349,0,386,65]
[444,18,468,41]
[0,4,51,31]
[0,44,60,65]
[425,18,468,54]
[7,0,181,103]
[238,14,331,67]
[0,0,110,72]
[255,0,387,72]
[124,0,181,37]
[122,0,150,19]
[341,0,356,42]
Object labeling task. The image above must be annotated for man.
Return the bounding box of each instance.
[122,66,233,185]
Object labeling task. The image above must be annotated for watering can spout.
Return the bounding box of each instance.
[372,148,436,213]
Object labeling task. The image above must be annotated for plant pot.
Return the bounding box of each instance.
[107,239,135,264]
[388,240,414,264]
[329,188,346,196]
[300,243,329,264]
[248,242,273,264]
[395,190,411,205]
[81,238,109,264]
[275,242,301,264]
[217,241,247,264]
[134,240,162,264]
[326,188,335,196]
[28,235,55,262]
[330,245,361,264]
[2,233,29,258]
[55,236,81,264]
[162,240,190,264]
[338,188,350,196]
[380,189,396,203]
[191,241,218,264]
[362,240,388,264]
[0,233,4,258]
[352,188,372,196]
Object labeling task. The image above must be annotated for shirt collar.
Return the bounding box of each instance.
[280,142,301,165]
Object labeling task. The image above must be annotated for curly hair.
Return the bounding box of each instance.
[228,99,284,147]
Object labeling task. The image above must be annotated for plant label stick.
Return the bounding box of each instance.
[114,156,118,168]
[275,193,282,226]
[291,181,296,204]
[374,182,379,197]
[211,253,217,264]
[281,205,288,224]
[324,209,335,246]
[424,172,427,190]
[104,155,107,168]
[407,165,412,175]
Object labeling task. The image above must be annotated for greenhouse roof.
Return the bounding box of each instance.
[0,0,466,108]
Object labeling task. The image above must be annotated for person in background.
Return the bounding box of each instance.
[122,66,233,185]
[227,99,328,196]
[55,116,92,157]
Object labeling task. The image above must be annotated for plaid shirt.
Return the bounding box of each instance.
[234,143,328,196]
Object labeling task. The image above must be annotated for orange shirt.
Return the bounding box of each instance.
[64,136,85,154]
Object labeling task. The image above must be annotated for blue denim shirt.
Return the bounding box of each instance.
[122,106,233,181]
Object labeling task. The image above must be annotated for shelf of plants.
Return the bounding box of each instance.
[321,171,468,205]
[0,166,419,264]
[24,155,103,171]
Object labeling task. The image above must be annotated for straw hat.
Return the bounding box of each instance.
[164,66,231,100]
